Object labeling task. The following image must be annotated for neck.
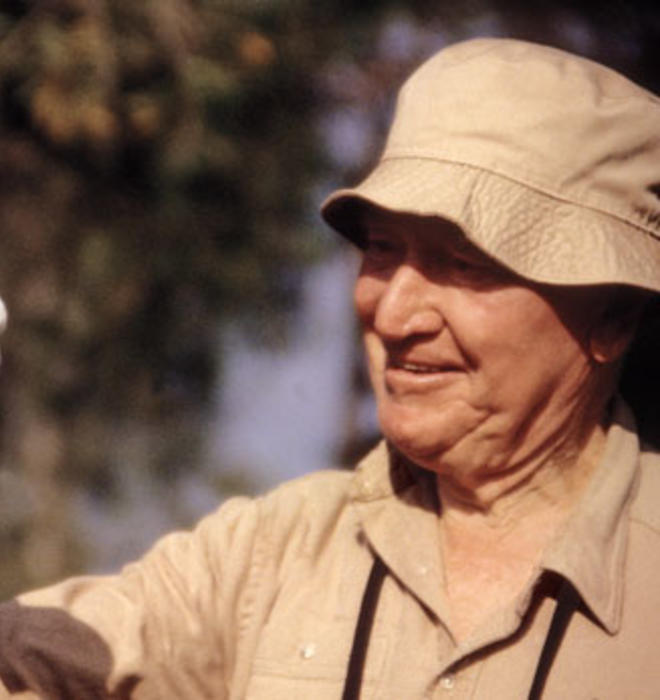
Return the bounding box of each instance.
[436,420,607,532]
[435,422,607,644]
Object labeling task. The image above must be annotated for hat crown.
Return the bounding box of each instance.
[321,38,660,292]
[385,38,660,235]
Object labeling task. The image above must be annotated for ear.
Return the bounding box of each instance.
[589,293,646,364]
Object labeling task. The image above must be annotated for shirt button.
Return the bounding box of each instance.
[300,643,316,659]
[418,565,428,576]
[440,674,455,690]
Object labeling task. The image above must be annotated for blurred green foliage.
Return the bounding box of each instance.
[0,0,657,595]
[0,0,333,593]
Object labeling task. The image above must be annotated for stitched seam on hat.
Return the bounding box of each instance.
[380,154,660,240]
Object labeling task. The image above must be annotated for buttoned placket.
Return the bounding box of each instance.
[356,515,560,697]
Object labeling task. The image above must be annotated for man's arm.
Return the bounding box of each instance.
[0,495,260,699]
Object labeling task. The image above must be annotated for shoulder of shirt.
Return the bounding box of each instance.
[195,443,389,563]
[629,444,660,536]
[194,466,359,559]
[257,466,356,522]
[209,441,390,528]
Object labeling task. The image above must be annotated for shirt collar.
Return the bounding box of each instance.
[541,399,640,634]
[350,442,447,620]
[350,398,641,633]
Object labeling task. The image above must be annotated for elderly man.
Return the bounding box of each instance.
[0,38,659,699]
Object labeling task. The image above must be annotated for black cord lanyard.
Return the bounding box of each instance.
[341,559,580,700]
[341,557,387,700]
[528,578,581,700]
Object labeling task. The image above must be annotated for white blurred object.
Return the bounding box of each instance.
[0,296,7,335]
[0,294,7,366]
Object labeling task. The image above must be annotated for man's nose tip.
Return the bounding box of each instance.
[372,269,444,339]
[375,307,444,339]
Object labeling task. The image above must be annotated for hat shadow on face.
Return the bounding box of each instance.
[350,199,660,448]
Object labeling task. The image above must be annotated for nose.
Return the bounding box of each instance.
[373,264,444,341]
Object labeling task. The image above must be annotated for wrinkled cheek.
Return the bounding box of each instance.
[353,276,381,323]
[362,335,386,388]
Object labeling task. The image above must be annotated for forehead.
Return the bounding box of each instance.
[359,206,497,260]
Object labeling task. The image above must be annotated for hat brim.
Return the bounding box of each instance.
[321,157,660,293]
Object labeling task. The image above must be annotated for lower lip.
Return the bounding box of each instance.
[384,366,463,392]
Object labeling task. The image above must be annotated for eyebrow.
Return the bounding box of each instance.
[360,212,494,262]
[450,235,491,259]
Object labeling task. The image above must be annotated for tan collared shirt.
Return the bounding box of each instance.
[1,401,659,698]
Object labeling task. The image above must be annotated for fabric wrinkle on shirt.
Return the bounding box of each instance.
[0,399,659,699]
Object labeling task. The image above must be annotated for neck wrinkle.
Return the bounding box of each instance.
[436,421,607,528]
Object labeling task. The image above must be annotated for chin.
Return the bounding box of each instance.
[378,399,494,475]
[379,404,453,465]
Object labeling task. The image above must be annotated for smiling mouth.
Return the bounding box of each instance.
[388,361,462,374]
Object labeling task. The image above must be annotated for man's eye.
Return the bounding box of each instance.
[365,236,392,250]
[454,257,474,270]
[449,254,511,287]
[452,255,483,274]
[363,237,399,258]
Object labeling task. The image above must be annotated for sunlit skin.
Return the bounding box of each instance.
[354,208,633,640]
[354,209,626,511]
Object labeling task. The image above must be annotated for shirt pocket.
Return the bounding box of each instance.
[245,603,388,700]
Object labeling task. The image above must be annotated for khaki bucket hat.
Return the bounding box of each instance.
[321,38,660,292]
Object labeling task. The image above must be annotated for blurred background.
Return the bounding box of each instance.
[0,0,658,597]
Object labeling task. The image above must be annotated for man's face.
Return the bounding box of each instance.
[354,210,601,489]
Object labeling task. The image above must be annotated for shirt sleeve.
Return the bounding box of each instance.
[0,495,262,699]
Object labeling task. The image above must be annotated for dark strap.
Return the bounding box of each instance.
[527,579,581,700]
[343,561,579,700]
[341,557,387,700]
